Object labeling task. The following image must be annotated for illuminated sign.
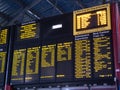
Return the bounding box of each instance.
[93,31,113,78]
[0,52,6,73]
[74,30,114,80]
[18,23,40,40]
[73,4,111,35]
[25,47,40,83]
[56,41,73,81]
[11,49,26,83]
[40,44,56,81]
[0,29,7,44]
[75,34,92,79]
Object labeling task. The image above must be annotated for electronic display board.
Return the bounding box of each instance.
[56,41,73,82]
[0,29,8,45]
[11,49,26,84]
[75,34,92,79]
[93,30,113,78]
[40,44,56,82]
[74,30,114,84]
[74,3,114,85]
[40,13,73,82]
[0,51,6,84]
[0,28,9,86]
[11,21,41,85]
[17,22,40,40]
[73,4,111,35]
[25,46,40,83]
[10,3,115,87]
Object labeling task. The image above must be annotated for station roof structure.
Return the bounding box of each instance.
[0,0,118,27]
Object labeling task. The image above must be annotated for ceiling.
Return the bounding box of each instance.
[0,0,117,27]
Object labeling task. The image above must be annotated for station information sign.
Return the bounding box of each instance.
[0,28,9,85]
[73,4,111,35]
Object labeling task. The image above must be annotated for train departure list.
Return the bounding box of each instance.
[56,42,73,81]
[57,42,72,61]
[74,4,114,84]
[40,44,56,81]
[0,29,7,44]
[75,34,92,79]
[93,31,113,78]
[0,52,6,73]
[0,28,8,85]
[74,30,113,81]
[25,47,40,82]
[11,49,26,83]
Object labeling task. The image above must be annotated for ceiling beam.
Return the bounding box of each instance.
[76,0,85,9]
[26,10,41,19]
[46,0,64,14]
[8,0,42,25]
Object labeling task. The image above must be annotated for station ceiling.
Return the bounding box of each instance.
[0,0,118,27]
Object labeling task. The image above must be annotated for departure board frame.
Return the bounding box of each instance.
[73,3,115,85]
[10,3,116,88]
[73,4,111,35]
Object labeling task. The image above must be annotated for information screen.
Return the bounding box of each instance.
[0,51,6,84]
[11,21,41,85]
[93,31,113,78]
[40,44,56,82]
[56,41,73,81]
[74,4,114,84]
[75,34,92,79]
[0,28,9,85]
[11,49,26,84]
[17,22,40,40]
[0,29,8,44]
[73,4,111,35]
[74,30,114,84]
[25,46,40,83]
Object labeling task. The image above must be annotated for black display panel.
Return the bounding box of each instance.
[17,22,40,40]
[0,28,9,86]
[56,41,73,82]
[93,30,114,78]
[40,13,74,82]
[11,49,26,84]
[40,44,56,82]
[74,30,114,84]
[75,34,92,79]
[25,46,40,83]
[41,13,73,41]
[10,3,115,86]
[11,21,41,85]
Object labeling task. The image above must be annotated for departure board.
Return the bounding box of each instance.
[0,51,6,84]
[17,22,40,40]
[0,28,9,85]
[0,29,7,44]
[25,46,40,83]
[73,4,111,35]
[75,34,92,79]
[11,49,26,84]
[74,30,114,84]
[0,52,6,73]
[56,41,73,81]
[93,30,113,78]
[40,44,56,82]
